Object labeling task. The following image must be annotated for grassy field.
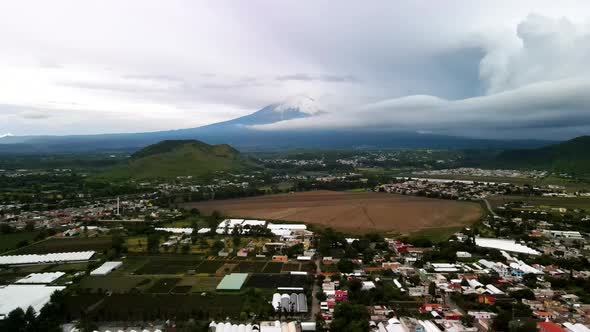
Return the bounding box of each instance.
[9,237,113,254]
[120,256,299,277]
[176,276,221,292]
[99,293,246,320]
[126,236,148,253]
[406,226,464,243]
[63,293,249,320]
[187,190,482,234]
[147,278,181,293]
[488,195,590,211]
[78,275,152,292]
[0,232,39,253]
[133,256,203,274]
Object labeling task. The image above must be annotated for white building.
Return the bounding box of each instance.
[90,261,123,276]
[0,285,65,319]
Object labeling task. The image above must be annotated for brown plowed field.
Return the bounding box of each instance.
[185,190,482,234]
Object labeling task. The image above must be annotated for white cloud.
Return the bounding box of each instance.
[252,14,590,139]
[0,1,590,138]
[480,14,590,94]
[253,78,590,139]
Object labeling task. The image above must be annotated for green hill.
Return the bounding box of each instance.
[99,140,253,179]
[494,136,590,175]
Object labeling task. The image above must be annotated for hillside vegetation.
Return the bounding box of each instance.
[494,136,590,175]
[98,140,253,180]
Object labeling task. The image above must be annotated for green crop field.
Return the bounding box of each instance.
[407,226,465,243]
[9,237,113,254]
[78,275,152,293]
[147,278,181,293]
[261,262,283,273]
[87,294,246,320]
[234,261,268,273]
[0,232,40,253]
[176,276,221,292]
[489,195,590,211]
[134,256,204,274]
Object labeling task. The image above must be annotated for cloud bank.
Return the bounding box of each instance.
[253,14,590,139]
[1,1,590,139]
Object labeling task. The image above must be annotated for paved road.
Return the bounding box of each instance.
[310,258,322,321]
[482,198,498,217]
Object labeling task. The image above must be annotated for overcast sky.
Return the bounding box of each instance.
[2,0,590,139]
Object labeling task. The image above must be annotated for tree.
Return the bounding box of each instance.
[2,307,26,332]
[330,303,370,332]
[510,289,535,301]
[492,309,512,332]
[198,237,209,249]
[337,258,354,273]
[189,208,200,216]
[77,314,98,332]
[460,314,474,327]
[232,236,241,248]
[522,273,538,288]
[211,240,225,253]
[286,243,304,258]
[24,306,37,331]
[315,291,327,301]
[509,319,538,332]
[24,221,36,232]
[147,233,160,254]
[348,279,362,293]
[0,223,15,234]
[111,233,125,254]
[211,210,223,220]
[206,214,220,235]
[428,282,437,297]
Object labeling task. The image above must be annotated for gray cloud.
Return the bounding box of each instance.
[252,78,590,139]
[20,111,50,119]
[251,13,590,140]
[276,73,359,83]
[1,1,590,138]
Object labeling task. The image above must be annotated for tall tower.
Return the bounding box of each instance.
[116,197,120,215]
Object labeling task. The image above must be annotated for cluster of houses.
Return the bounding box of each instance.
[379,175,583,201]
[379,178,514,200]
[414,168,548,179]
[319,277,349,321]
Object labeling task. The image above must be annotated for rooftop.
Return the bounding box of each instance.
[216,273,249,290]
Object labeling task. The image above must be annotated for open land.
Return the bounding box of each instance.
[488,195,590,211]
[0,231,40,253]
[7,237,113,255]
[186,190,482,234]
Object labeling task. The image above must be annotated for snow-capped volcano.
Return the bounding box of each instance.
[198,96,322,130]
[273,96,321,115]
[0,133,13,139]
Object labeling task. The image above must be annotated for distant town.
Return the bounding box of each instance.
[1,147,590,332]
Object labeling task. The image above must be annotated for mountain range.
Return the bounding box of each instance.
[0,96,554,154]
[493,136,590,175]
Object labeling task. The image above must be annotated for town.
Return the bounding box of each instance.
[1,156,590,332]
